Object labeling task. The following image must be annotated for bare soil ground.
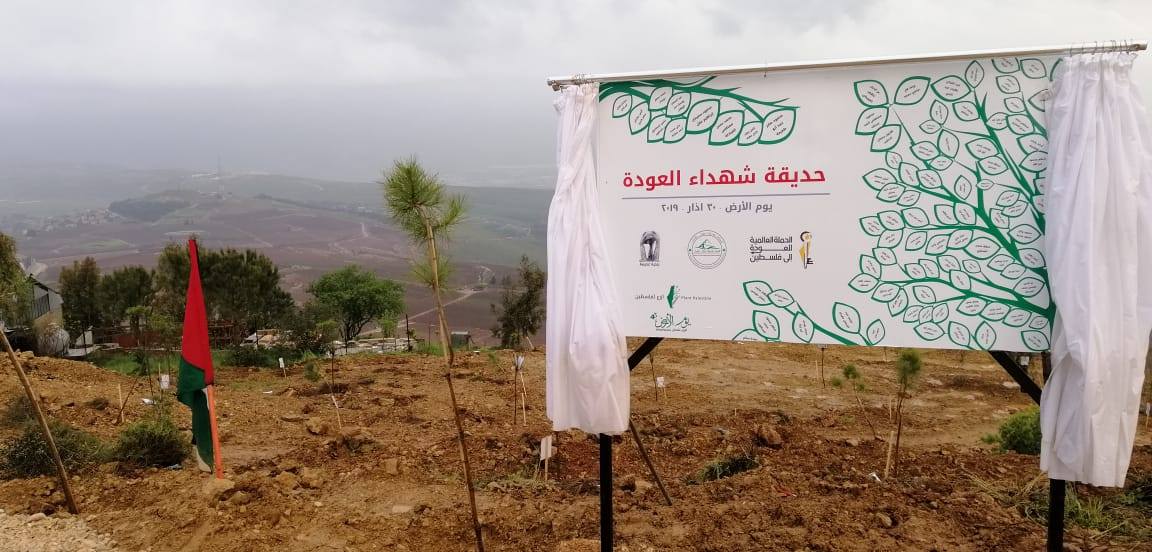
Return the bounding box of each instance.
[1,341,1150,551]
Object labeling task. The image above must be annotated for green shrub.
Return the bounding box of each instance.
[1,420,107,477]
[302,359,322,383]
[996,407,1042,454]
[692,452,759,483]
[114,412,188,467]
[228,346,299,369]
[1,394,34,427]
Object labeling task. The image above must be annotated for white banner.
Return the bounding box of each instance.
[598,56,1058,351]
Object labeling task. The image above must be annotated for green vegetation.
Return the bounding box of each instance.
[691,452,760,483]
[1,394,34,427]
[308,265,404,347]
[985,407,1042,454]
[60,257,103,338]
[891,349,923,475]
[0,420,107,478]
[382,157,483,551]
[0,232,31,327]
[114,409,188,467]
[490,255,546,350]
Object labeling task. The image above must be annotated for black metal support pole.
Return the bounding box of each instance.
[598,337,665,551]
[989,350,1062,550]
[1040,352,1065,552]
[599,433,613,552]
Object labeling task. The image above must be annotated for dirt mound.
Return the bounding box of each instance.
[0,345,1147,551]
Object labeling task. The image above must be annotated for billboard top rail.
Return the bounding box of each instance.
[547,40,1148,90]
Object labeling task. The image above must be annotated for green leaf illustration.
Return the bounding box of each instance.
[708,111,744,145]
[1007,114,1033,135]
[996,75,1021,94]
[931,75,971,101]
[860,216,884,236]
[904,305,923,322]
[611,95,632,118]
[849,273,879,292]
[854,80,889,106]
[912,285,936,303]
[966,138,997,159]
[769,290,795,307]
[873,247,898,265]
[878,211,904,230]
[932,304,950,323]
[888,289,909,316]
[901,207,929,227]
[957,297,987,315]
[743,280,773,305]
[870,125,902,151]
[926,99,948,125]
[920,120,940,134]
[856,106,888,134]
[759,109,796,144]
[919,259,941,278]
[647,116,671,143]
[1029,315,1050,330]
[1019,248,1046,269]
[965,237,1000,259]
[897,190,921,207]
[950,270,972,290]
[1013,277,1045,297]
[860,255,882,278]
[738,121,762,145]
[872,283,900,302]
[863,168,897,190]
[1004,308,1031,327]
[733,328,765,341]
[912,141,939,160]
[865,320,886,345]
[1020,151,1047,172]
[628,103,651,135]
[1009,225,1041,244]
[964,61,985,87]
[975,321,997,349]
[915,322,945,340]
[981,303,1009,321]
[954,101,979,121]
[1029,89,1050,111]
[948,322,972,347]
[937,130,960,158]
[992,57,1020,73]
[1005,97,1026,113]
[649,87,673,110]
[904,231,927,251]
[832,302,862,333]
[1018,134,1047,153]
[876,183,902,203]
[664,118,687,143]
[917,170,943,189]
[979,156,1009,175]
[904,263,927,279]
[988,112,1009,129]
[878,229,902,248]
[925,235,948,255]
[686,99,720,133]
[1022,330,1050,351]
[753,310,781,340]
[792,313,815,343]
[894,76,931,105]
[666,92,691,116]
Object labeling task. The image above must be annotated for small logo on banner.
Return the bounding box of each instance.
[640,231,660,265]
[687,230,727,269]
[799,231,814,269]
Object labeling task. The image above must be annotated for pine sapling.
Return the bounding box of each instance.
[383,158,483,552]
[890,349,922,476]
[841,364,878,440]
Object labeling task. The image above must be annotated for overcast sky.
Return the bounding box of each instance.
[0,0,1149,184]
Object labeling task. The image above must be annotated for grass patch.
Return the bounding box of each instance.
[1,394,34,428]
[114,409,188,468]
[690,452,760,483]
[1,420,108,478]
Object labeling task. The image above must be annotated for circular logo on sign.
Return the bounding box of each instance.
[686,230,727,269]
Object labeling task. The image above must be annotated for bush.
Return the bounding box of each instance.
[114,412,188,467]
[692,452,760,483]
[1,394,34,427]
[995,407,1042,454]
[228,346,299,368]
[1,420,107,477]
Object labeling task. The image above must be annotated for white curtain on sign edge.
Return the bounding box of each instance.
[546,83,631,435]
[1042,52,1152,487]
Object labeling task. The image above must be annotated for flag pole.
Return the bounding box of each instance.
[205,385,224,479]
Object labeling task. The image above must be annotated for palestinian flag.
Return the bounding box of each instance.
[176,238,217,472]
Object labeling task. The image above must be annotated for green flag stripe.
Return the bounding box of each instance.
[177,357,213,470]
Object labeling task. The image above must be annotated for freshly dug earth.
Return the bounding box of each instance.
[0,508,120,551]
[0,341,1150,551]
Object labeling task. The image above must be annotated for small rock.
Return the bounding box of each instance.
[845,438,861,447]
[1001,381,1020,389]
[299,467,325,489]
[926,378,944,387]
[27,512,47,522]
[280,413,305,422]
[306,419,330,436]
[201,478,236,501]
[391,504,413,515]
[752,425,783,448]
[876,512,894,528]
[228,491,252,506]
[384,458,400,476]
[275,471,300,491]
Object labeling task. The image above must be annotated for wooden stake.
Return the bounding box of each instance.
[0,330,79,514]
[116,383,124,425]
[883,429,896,480]
[331,394,344,430]
[518,370,527,425]
[628,420,673,506]
[205,385,224,479]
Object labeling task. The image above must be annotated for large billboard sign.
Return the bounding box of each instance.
[598,56,1059,351]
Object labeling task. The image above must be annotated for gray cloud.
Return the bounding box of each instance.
[0,0,1148,182]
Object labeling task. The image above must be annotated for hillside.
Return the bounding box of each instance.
[4,164,551,343]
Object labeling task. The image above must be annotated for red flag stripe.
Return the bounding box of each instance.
[182,238,214,384]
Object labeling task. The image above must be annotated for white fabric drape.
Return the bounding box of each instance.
[546,83,630,434]
[1041,52,1152,487]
